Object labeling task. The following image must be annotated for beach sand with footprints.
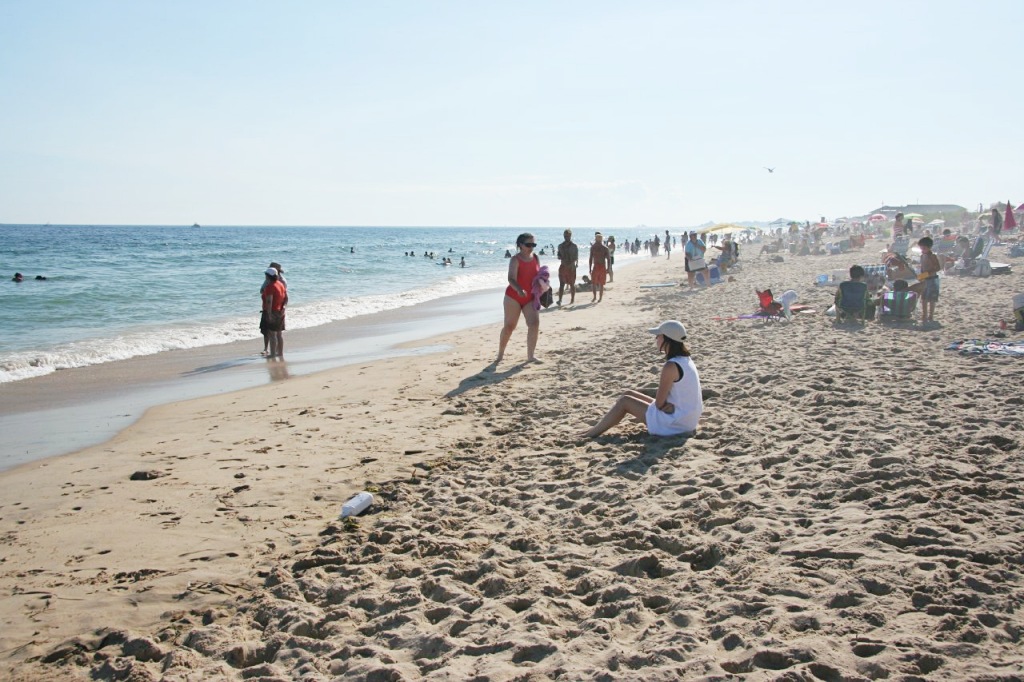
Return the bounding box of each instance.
[2,244,1023,680]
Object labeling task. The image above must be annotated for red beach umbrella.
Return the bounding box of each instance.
[1006,201,1017,230]
[869,214,886,222]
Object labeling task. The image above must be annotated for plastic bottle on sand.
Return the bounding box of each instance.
[340,491,374,518]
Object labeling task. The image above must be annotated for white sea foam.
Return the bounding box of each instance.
[0,268,506,383]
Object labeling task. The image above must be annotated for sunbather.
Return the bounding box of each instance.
[576,320,702,439]
[835,265,872,321]
[884,253,916,282]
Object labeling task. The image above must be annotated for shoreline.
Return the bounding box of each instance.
[0,286,504,471]
[1,254,649,471]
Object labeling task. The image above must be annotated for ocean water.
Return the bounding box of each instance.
[1,224,648,383]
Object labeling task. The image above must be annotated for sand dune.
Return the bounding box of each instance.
[3,244,1023,680]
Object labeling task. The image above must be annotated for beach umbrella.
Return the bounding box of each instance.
[903,213,924,219]
[1007,201,1017,230]
[705,223,746,233]
[869,214,886,222]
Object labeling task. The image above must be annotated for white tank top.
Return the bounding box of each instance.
[645,355,703,436]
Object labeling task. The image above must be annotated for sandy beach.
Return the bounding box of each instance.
[3,245,1023,681]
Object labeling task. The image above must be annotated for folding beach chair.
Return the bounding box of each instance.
[835,281,869,323]
[878,291,918,323]
[755,289,785,322]
[933,238,956,256]
[955,236,992,276]
[889,236,910,257]
[862,264,887,281]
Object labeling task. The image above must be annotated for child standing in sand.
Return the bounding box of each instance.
[916,236,941,325]
[577,320,702,438]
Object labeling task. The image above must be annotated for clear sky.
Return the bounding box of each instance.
[1,0,1020,227]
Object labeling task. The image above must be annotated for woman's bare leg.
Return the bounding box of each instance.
[522,304,540,361]
[497,296,521,362]
[577,394,651,438]
[624,389,655,403]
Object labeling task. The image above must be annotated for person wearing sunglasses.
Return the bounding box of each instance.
[497,233,541,363]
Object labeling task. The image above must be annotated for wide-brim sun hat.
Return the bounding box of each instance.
[648,320,687,342]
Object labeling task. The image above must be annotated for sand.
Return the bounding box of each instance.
[2,244,1023,681]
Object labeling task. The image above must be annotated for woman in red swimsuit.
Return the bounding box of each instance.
[497,233,541,363]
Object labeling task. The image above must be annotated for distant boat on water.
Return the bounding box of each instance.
[192,223,200,228]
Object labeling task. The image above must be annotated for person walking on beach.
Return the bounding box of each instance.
[262,267,287,358]
[576,320,702,439]
[589,232,611,303]
[556,229,578,306]
[606,235,616,283]
[664,230,672,259]
[497,233,541,364]
[992,206,1004,240]
[684,231,709,287]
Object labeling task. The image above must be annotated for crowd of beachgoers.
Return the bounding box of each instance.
[2,204,1023,681]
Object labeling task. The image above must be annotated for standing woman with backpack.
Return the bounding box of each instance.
[497,233,541,364]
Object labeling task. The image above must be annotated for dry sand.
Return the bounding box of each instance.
[2,245,1023,681]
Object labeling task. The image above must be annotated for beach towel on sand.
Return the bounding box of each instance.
[946,340,1024,357]
[713,305,815,322]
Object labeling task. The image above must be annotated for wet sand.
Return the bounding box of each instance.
[0,287,503,470]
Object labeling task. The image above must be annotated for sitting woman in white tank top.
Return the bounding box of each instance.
[576,320,703,439]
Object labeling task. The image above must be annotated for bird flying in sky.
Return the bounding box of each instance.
[764,167,775,173]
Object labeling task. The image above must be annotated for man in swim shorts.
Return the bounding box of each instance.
[556,229,578,306]
[589,232,611,303]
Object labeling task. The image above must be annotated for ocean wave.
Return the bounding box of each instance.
[0,268,506,384]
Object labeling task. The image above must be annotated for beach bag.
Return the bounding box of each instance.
[540,288,553,308]
[689,257,707,271]
[975,259,992,277]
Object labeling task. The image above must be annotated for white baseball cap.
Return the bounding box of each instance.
[648,320,687,342]
[265,267,279,277]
